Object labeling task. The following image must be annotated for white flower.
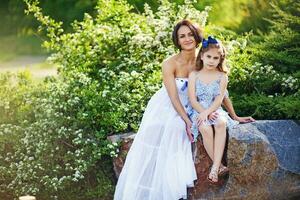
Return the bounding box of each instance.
[130,70,138,77]
[112,142,118,146]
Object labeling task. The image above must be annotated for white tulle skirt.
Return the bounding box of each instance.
[114,83,197,200]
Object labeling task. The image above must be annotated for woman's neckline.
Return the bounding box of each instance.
[175,77,188,79]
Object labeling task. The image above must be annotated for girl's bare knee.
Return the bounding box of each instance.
[198,124,208,132]
[215,119,226,129]
[199,125,213,137]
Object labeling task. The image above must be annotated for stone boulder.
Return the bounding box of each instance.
[108,120,300,199]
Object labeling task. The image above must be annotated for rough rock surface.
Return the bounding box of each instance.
[108,120,300,199]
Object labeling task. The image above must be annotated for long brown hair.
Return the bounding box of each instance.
[172,19,203,50]
[196,42,228,73]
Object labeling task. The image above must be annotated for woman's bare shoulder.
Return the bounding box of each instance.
[162,54,178,71]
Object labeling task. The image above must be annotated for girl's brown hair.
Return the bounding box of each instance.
[196,42,228,73]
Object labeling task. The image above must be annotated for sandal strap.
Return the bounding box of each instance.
[211,165,219,172]
[219,165,226,172]
[210,165,219,177]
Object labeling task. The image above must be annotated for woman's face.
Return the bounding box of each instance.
[201,48,221,70]
[177,25,196,51]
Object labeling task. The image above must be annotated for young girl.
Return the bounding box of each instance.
[188,36,238,184]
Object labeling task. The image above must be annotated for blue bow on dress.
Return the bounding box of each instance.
[202,36,218,48]
[181,80,188,91]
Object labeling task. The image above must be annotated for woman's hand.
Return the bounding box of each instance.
[185,119,194,142]
[197,111,209,126]
[234,116,255,123]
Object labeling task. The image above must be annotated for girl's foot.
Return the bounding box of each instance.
[218,164,229,176]
[207,165,219,184]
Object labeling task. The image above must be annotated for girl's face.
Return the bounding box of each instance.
[200,48,221,70]
[177,25,196,50]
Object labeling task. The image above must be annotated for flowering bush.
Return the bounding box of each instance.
[0,71,38,125]
[0,73,117,199]
[229,62,299,95]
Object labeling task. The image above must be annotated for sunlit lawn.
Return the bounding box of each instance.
[0,57,57,81]
[0,34,57,81]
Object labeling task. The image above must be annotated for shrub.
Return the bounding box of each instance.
[246,1,300,73]
[231,93,300,120]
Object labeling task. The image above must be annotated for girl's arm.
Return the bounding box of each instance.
[188,71,206,113]
[162,60,190,124]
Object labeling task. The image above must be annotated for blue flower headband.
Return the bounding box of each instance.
[202,36,218,48]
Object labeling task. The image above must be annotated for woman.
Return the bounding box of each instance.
[114,19,200,200]
[114,19,253,200]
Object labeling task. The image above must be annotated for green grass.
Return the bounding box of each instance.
[0,33,56,82]
[0,61,57,82]
[0,34,47,62]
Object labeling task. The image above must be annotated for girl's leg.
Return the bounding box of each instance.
[199,124,219,183]
[213,118,227,171]
[198,124,214,161]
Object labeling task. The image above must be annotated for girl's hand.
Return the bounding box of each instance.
[184,120,194,142]
[197,111,209,126]
[208,111,219,121]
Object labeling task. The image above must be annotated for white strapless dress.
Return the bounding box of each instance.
[114,78,197,200]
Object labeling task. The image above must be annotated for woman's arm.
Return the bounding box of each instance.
[222,97,238,119]
[162,60,190,123]
[162,60,194,141]
[223,97,255,123]
[188,71,206,113]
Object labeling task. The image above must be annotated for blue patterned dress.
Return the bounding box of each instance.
[187,75,238,142]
